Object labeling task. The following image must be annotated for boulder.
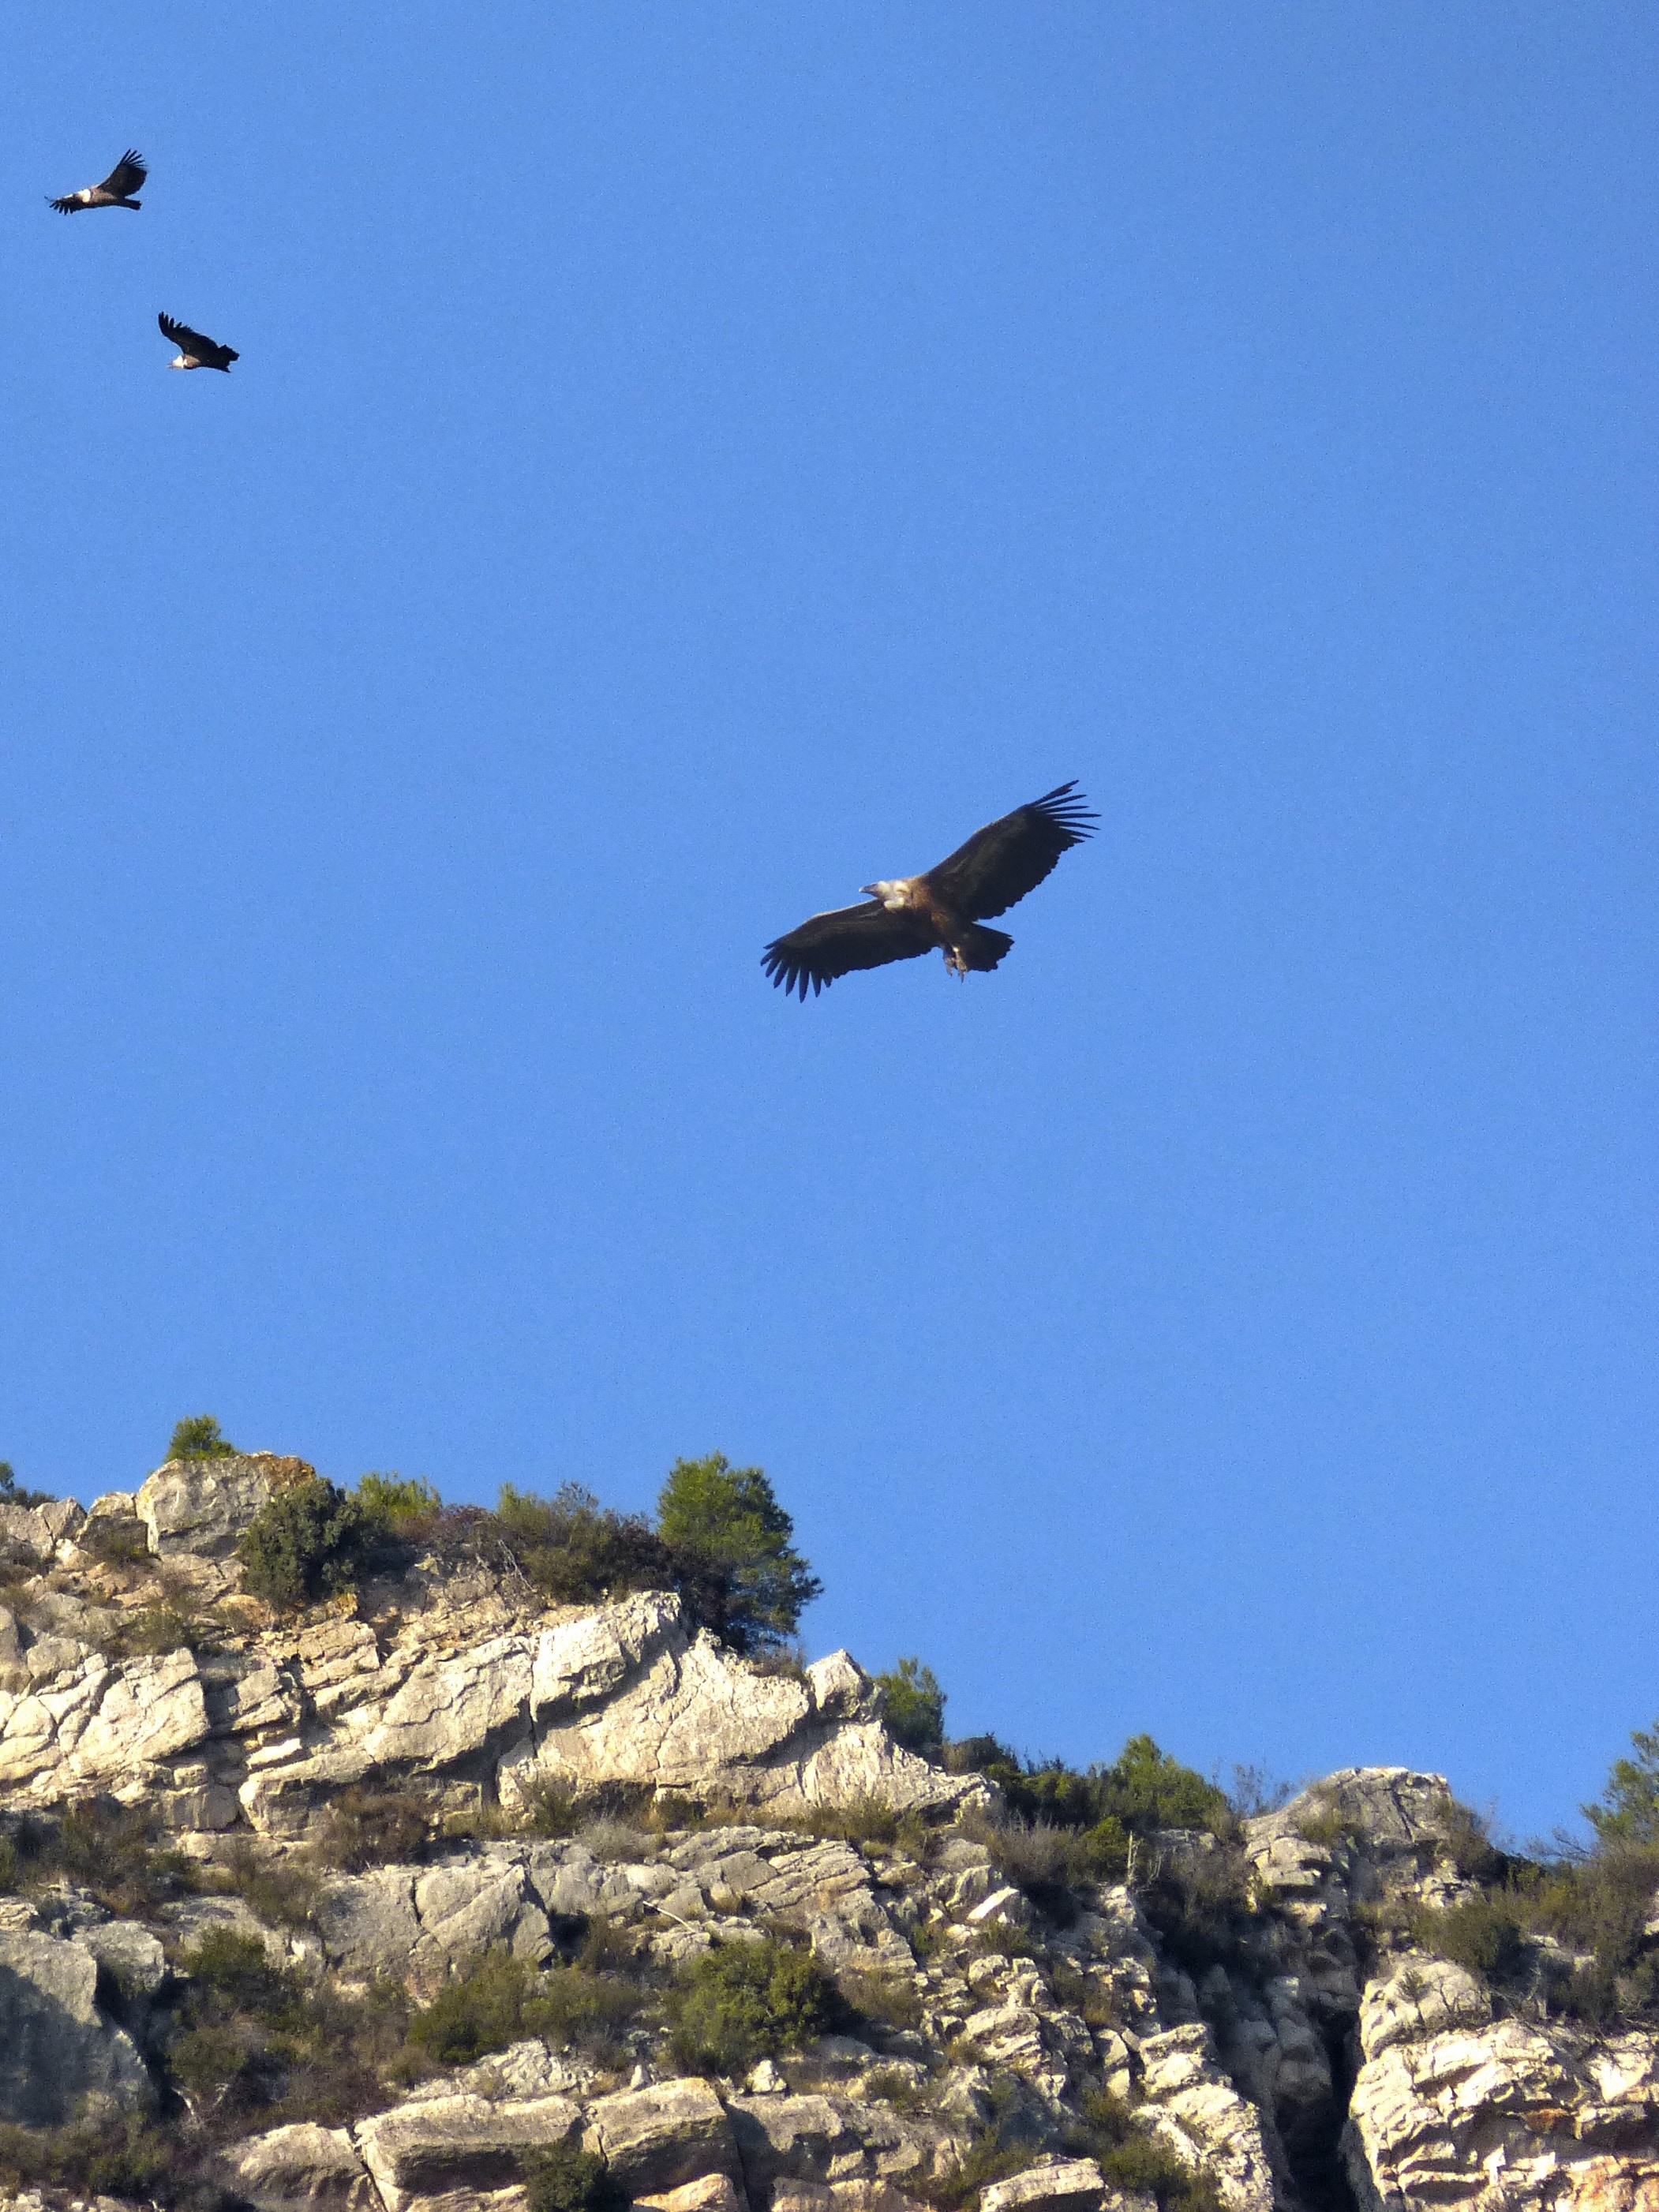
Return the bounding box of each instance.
[584,2079,741,2194]
[637,2180,747,2212]
[232,2124,380,2210]
[980,2161,1107,2212]
[355,2090,581,2212]
[0,1927,154,2124]
[136,1453,312,1561]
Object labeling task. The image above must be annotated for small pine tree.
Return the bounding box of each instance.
[1585,1719,1659,1850]
[875,1658,946,1753]
[168,1415,238,1462]
[656,1454,822,1656]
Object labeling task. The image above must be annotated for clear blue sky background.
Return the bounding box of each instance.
[3,5,1654,1844]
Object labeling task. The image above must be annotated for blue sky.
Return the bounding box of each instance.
[2,5,1654,1843]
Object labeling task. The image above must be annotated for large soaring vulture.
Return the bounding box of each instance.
[159,313,238,372]
[51,151,147,213]
[762,781,1097,999]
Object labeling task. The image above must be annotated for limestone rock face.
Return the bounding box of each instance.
[0,1926,154,2124]
[0,1473,979,1825]
[1137,2025,1278,2212]
[1343,2010,1659,2212]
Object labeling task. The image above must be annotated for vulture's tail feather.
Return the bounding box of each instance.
[956,925,1013,973]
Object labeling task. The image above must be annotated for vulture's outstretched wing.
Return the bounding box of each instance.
[924,780,1098,920]
[102,150,147,197]
[159,313,238,366]
[49,150,146,211]
[762,900,938,999]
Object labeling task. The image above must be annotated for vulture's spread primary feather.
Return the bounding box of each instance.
[762,781,1097,999]
[159,313,239,372]
[51,151,146,213]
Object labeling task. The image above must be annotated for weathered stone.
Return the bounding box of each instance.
[0,1927,153,2124]
[0,1501,84,1565]
[1137,2027,1276,2212]
[76,1918,167,1997]
[137,1453,310,1561]
[233,2123,380,2211]
[355,2091,581,2212]
[980,2160,1106,2212]
[585,2079,740,2192]
[726,2096,854,2191]
[1358,1955,1491,2060]
[69,1648,209,1780]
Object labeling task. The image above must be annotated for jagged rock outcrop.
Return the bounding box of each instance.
[1343,1964,1659,2212]
[0,1471,979,1831]
[0,1461,1654,2212]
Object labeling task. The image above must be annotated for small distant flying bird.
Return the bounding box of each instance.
[50,150,147,213]
[762,780,1098,1000]
[159,313,238,372]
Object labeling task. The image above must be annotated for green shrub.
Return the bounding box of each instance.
[311,1787,431,1873]
[1412,1893,1529,1983]
[838,1964,923,2031]
[519,1779,584,1837]
[24,1798,200,1918]
[656,1455,822,1656]
[946,1733,1228,1844]
[863,2064,930,2111]
[238,1477,376,1609]
[219,1838,321,1928]
[1138,1840,1253,1978]
[876,1659,946,1754]
[168,1415,237,1461]
[0,2117,185,2205]
[496,1484,676,1606]
[167,1922,413,2127]
[524,2140,626,2212]
[782,1794,901,1850]
[916,2136,1042,2210]
[357,1473,443,1530]
[1517,1844,1659,2019]
[0,1462,55,1509]
[408,1954,646,2065]
[668,1935,840,2075]
[1436,1800,1508,1883]
[180,1927,296,2013]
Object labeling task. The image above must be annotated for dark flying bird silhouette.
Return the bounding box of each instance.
[159,313,238,372]
[50,150,147,213]
[762,781,1098,1000]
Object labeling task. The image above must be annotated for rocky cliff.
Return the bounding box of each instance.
[0,1460,1653,2212]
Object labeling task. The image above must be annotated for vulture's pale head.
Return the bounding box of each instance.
[862,879,909,908]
